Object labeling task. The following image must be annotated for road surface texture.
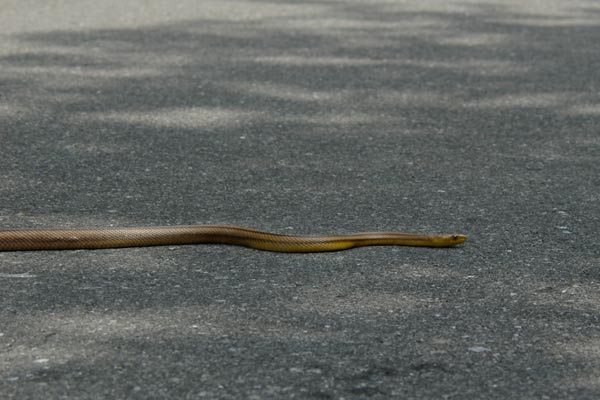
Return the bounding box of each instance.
[1,0,599,399]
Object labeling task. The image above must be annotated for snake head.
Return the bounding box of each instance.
[449,234,467,246]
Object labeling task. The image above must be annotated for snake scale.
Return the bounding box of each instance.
[0,225,466,252]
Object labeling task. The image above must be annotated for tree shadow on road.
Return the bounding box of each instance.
[1,1,600,398]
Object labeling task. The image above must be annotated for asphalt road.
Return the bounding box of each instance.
[1,1,599,399]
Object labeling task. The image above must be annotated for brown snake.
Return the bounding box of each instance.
[0,225,466,252]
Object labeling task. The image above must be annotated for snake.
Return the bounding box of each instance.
[0,225,466,252]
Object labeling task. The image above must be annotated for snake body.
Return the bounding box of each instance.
[0,225,466,253]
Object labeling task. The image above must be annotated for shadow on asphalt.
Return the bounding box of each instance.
[1,1,599,398]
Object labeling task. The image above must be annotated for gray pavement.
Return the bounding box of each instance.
[1,0,599,398]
